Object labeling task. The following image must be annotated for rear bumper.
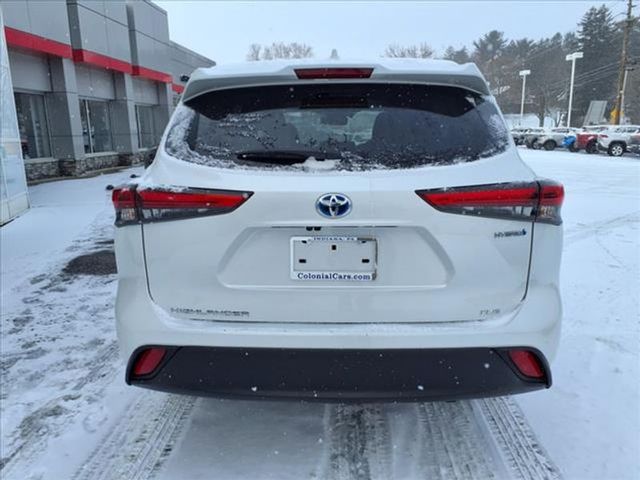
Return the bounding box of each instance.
[127,346,551,401]
[628,144,640,154]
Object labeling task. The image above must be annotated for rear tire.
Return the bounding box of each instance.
[568,142,578,152]
[608,142,625,157]
[543,140,556,151]
[586,141,597,154]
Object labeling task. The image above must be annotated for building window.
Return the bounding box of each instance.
[14,93,51,159]
[79,99,113,153]
[136,105,156,149]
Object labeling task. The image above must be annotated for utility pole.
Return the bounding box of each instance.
[613,0,635,125]
[621,66,631,121]
[519,70,531,125]
[566,52,583,128]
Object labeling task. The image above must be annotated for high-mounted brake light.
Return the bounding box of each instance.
[416,180,564,225]
[112,186,253,226]
[294,68,374,79]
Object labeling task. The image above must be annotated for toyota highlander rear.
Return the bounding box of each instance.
[113,60,563,401]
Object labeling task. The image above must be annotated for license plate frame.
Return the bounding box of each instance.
[290,236,377,282]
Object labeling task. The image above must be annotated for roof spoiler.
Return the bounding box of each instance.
[180,62,490,103]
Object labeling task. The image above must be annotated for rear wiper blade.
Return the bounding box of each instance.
[236,149,341,164]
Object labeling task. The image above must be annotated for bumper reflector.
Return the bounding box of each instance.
[132,347,166,377]
[508,349,545,379]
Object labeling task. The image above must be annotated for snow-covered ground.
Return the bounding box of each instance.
[1,150,638,480]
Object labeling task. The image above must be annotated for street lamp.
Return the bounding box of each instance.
[565,51,583,127]
[519,69,531,125]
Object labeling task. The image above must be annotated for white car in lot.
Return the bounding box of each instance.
[628,132,640,155]
[598,125,640,156]
[510,127,530,145]
[112,59,564,401]
[522,127,546,148]
[534,127,578,151]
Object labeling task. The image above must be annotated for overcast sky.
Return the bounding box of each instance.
[154,1,627,65]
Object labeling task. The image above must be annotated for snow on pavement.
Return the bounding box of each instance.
[514,149,640,480]
[0,151,638,480]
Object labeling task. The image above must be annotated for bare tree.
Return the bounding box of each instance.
[384,43,434,58]
[261,46,274,60]
[289,42,314,59]
[246,43,261,61]
[246,42,314,61]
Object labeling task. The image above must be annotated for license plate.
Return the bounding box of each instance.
[290,236,377,281]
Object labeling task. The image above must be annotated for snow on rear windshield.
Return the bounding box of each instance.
[165,84,510,171]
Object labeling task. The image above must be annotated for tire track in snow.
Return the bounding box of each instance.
[415,401,500,479]
[72,393,196,480]
[71,341,119,392]
[477,397,561,480]
[564,210,639,246]
[315,398,559,480]
[0,217,122,477]
[318,404,393,480]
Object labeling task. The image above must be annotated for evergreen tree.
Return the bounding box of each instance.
[443,46,470,64]
[472,30,507,65]
[573,5,619,125]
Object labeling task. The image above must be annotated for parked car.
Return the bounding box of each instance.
[535,127,579,151]
[112,59,564,401]
[628,133,640,155]
[511,127,530,146]
[598,125,640,157]
[523,127,546,149]
[574,125,610,154]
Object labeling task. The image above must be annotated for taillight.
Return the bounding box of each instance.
[599,134,608,139]
[508,349,545,379]
[416,180,564,225]
[536,180,564,225]
[112,186,253,226]
[112,187,137,225]
[294,67,373,79]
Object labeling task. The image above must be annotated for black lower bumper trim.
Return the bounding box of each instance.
[127,346,551,401]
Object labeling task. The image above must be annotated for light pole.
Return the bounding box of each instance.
[519,70,531,125]
[565,51,583,127]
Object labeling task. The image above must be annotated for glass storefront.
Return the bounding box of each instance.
[136,105,157,149]
[79,99,113,153]
[1,12,29,223]
[14,92,51,159]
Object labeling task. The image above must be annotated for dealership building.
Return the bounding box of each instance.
[1,0,214,181]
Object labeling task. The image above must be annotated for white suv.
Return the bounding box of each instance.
[113,60,564,401]
[598,125,640,156]
[535,127,578,151]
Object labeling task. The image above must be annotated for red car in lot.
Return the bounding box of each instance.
[574,125,610,153]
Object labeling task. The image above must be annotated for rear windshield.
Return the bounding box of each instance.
[166,83,510,171]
